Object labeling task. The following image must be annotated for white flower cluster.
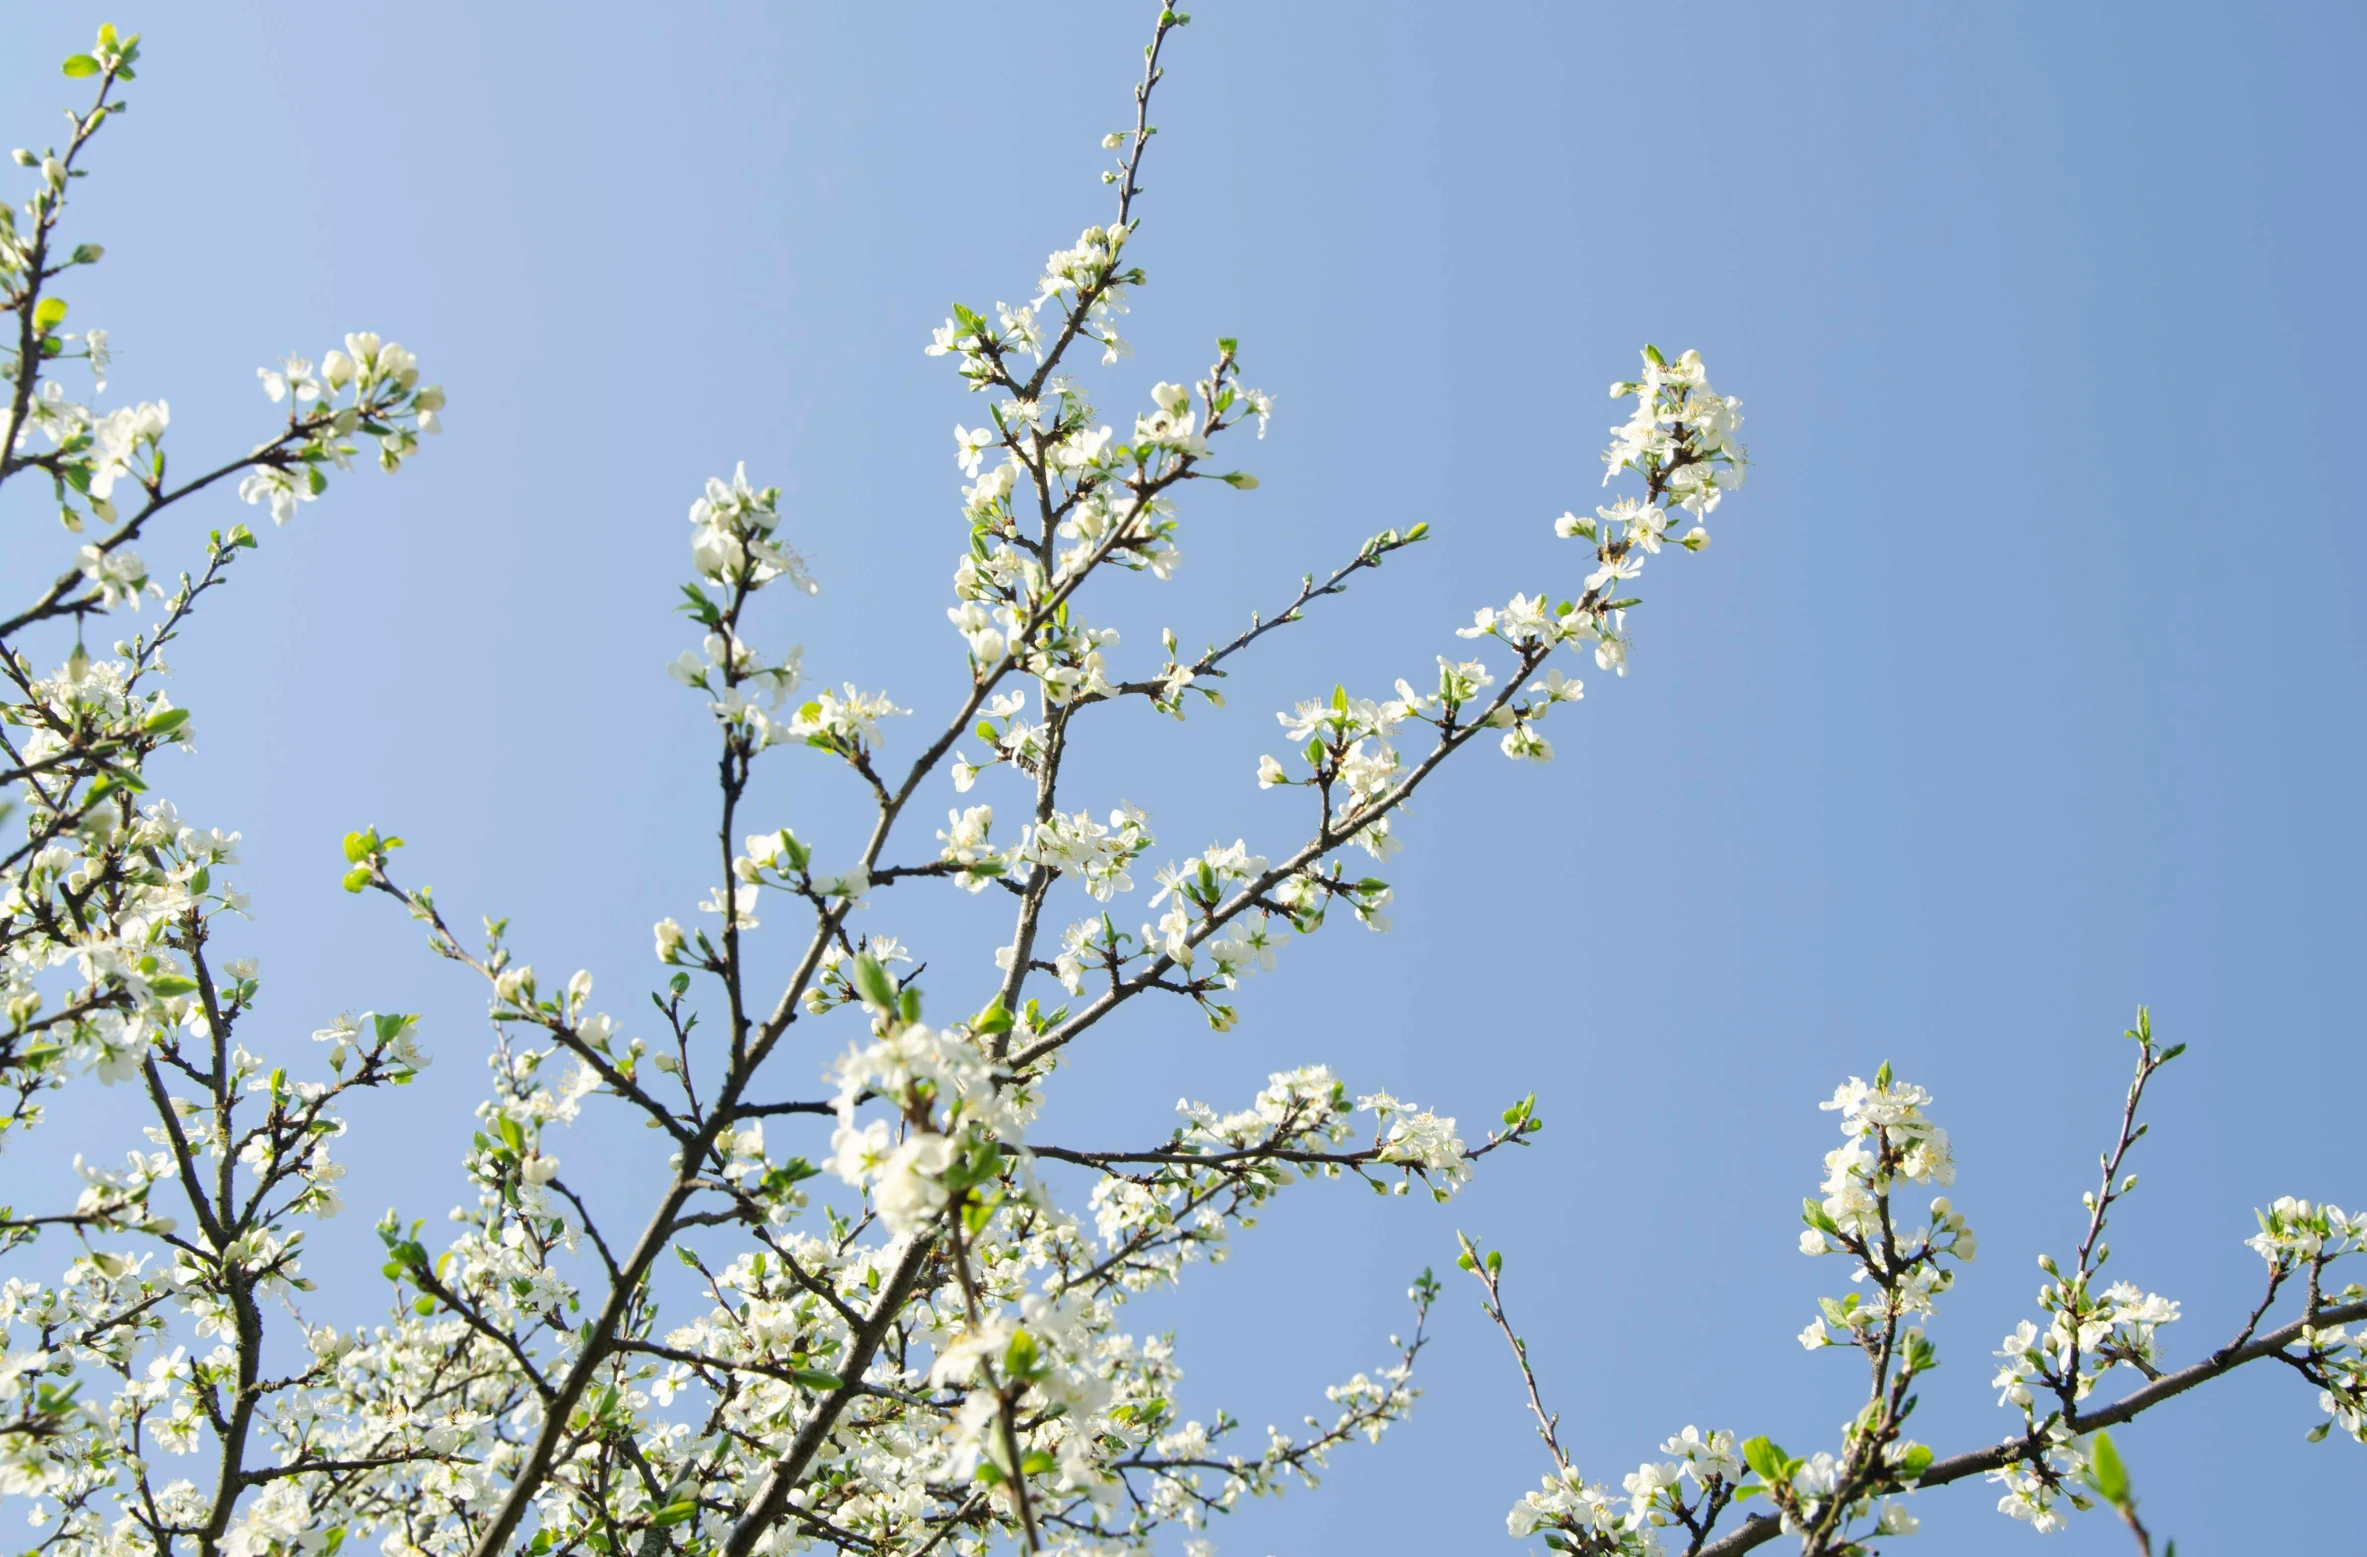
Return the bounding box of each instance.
[1088,1069,1469,1302]
[1025,803,1155,902]
[827,1010,1016,1237]
[1449,347,1745,709]
[1600,346,1746,515]
[2247,1195,2367,1269]
[663,463,820,751]
[1991,1280,2182,1420]
[2248,1198,2367,1443]
[1503,1427,1759,1556]
[1797,1068,1974,1341]
[239,331,446,523]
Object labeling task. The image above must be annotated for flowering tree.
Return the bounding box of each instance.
[0,13,2355,1557]
[1466,1016,2366,1556]
[1,11,446,1535]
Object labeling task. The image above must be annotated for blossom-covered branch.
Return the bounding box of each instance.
[1472,1012,2365,1557]
[6,9,1755,1557]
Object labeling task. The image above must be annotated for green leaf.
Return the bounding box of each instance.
[144,707,191,734]
[62,54,102,77]
[789,1367,842,1391]
[1741,1436,1787,1484]
[146,974,198,998]
[649,1502,698,1528]
[973,997,1014,1036]
[341,866,373,893]
[1897,1443,1934,1481]
[2084,1429,2130,1507]
[765,1157,820,1190]
[849,953,897,1011]
[33,297,68,332]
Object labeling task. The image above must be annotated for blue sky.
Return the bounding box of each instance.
[7,3,2363,1552]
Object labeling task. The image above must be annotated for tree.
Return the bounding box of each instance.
[1461,1017,2365,1555]
[1,13,2357,1557]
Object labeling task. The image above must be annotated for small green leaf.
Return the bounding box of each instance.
[341,867,373,893]
[33,297,68,332]
[62,54,102,78]
[649,1502,698,1528]
[146,974,198,998]
[849,952,898,1011]
[2084,1430,2130,1507]
[1741,1436,1787,1484]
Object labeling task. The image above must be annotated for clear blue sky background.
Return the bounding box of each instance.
[6,3,2363,1552]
